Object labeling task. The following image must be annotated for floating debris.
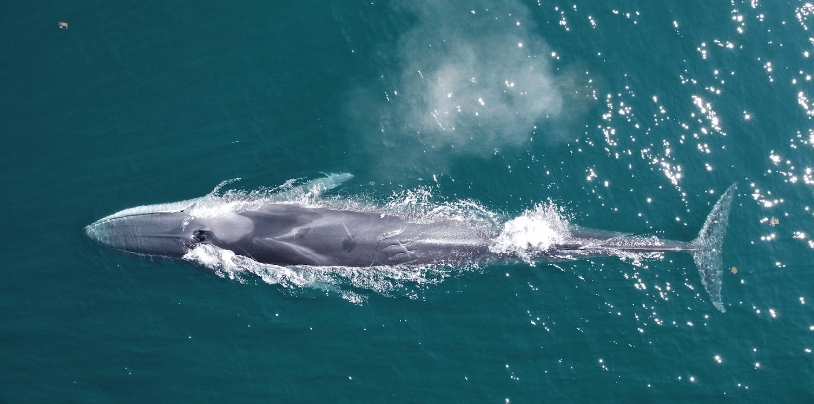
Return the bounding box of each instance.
[58,22,68,29]
[731,267,738,274]
[770,217,779,226]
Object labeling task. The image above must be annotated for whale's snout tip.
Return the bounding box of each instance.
[84,219,120,248]
[84,222,101,242]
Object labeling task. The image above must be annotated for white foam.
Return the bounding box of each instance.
[183,244,459,303]
[184,173,355,218]
[489,202,571,262]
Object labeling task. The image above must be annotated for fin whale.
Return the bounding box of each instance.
[85,183,737,311]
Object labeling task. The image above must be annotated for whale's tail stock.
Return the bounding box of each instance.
[689,183,737,312]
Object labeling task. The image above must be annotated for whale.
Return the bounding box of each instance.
[85,181,737,311]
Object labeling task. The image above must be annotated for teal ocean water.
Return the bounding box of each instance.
[3,0,814,402]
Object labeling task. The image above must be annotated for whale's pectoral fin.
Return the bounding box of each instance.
[254,237,334,266]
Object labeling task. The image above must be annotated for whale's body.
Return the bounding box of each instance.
[86,204,497,267]
[85,183,737,311]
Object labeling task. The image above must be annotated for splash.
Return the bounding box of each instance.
[183,244,460,303]
[184,173,354,218]
[489,202,570,263]
[379,186,500,225]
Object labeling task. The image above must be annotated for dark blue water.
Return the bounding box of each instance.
[3,0,814,402]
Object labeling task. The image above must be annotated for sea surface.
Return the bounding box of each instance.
[2,0,814,402]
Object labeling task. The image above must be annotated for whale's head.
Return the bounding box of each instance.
[85,201,256,259]
[85,211,198,258]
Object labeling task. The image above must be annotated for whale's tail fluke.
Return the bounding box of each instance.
[689,183,737,313]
